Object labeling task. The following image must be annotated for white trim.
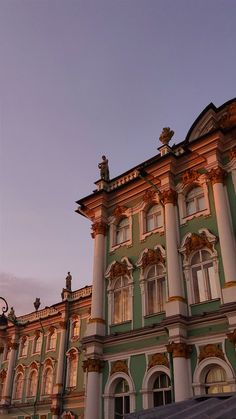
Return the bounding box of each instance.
[108,208,133,252]
[103,372,136,419]
[141,365,171,409]
[138,199,164,241]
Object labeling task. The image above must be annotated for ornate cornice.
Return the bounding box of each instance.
[143,189,156,204]
[208,167,226,185]
[227,330,236,345]
[141,248,165,269]
[181,169,200,186]
[89,317,106,324]
[91,221,107,238]
[112,205,127,219]
[185,232,213,257]
[219,102,236,129]
[161,189,177,205]
[83,358,104,373]
[59,321,67,330]
[168,296,186,302]
[148,353,169,369]
[11,342,19,350]
[110,360,128,375]
[167,342,192,358]
[229,146,236,161]
[198,344,225,362]
[109,261,129,280]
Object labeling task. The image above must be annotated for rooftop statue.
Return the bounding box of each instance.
[66,271,72,291]
[98,155,110,181]
[33,298,41,311]
[159,127,174,145]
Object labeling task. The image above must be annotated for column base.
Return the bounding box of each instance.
[86,318,106,336]
[222,283,236,304]
[166,298,187,317]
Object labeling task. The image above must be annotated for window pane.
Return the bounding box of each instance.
[153,391,163,406]
[114,290,122,323]
[186,199,195,215]
[147,214,155,232]
[201,250,211,262]
[147,280,156,314]
[205,264,218,299]
[147,266,155,279]
[124,396,130,413]
[165,390,172,404]
[191,251,201,265]
[192,267,205,302]
[197,195,206,211]
[123,288,130,321]
[155,212,163,227]
[115,397,123,417]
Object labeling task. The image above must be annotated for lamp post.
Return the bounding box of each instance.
[0,297,8,330]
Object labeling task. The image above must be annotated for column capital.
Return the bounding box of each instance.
[50,406,60,415]
[166,342,192,358]
[59,321,67,329]
[91,221,107,238]
[83,358,104,373]
[227,329,236,345]
[208,167,226,185]
[161,189,177,205]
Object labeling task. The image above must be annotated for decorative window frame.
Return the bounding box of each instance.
[136,246,167,322]
[179,228,222,306]
[176,172,210,225]
[19,335,29,358]
[69,315,81,342]
[137,190,164,241]
[26,361,39,398]
[108,206,133,252]
[105,257,134,328]
[141,365,171,409]
[46,327,57,352]
[32,330,43,355]
[192,357,236,396]
[40,357,56,398]
[65,347,79,389]
[103,372,136,419]
[12,364,26,401]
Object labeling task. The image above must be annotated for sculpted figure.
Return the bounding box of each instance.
[159,127,174,145]
[66,272,72,291]
[98,155,110,181]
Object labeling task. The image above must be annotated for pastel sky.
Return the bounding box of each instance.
[0,0,235,315]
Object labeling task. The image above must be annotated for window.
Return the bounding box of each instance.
[113,276,131,324]
[205,366,231,394]
[47,330,57,351]
[116,218,130,245]
[14,373,24,399]
[20,337,28,357]
[71,320,80,340]
[33,333,42,354]
[153,373,172,407]
[191,250,218,303]
[114,379,130,419]
[66,350,78,388]
[146,265,166,315]
[186,186,206,216]
[28,370,37,397]
[146,205,163,232]
[0,371,6,399]
[42,368,53,395]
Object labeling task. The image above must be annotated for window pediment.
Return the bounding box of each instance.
[105,257,133,282]
[137,246,166,270]
[180,229,217,260]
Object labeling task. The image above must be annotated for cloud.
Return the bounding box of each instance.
[0,272,60,316]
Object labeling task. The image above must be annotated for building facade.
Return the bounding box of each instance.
[0,284,92,419]
[77,98,236,419]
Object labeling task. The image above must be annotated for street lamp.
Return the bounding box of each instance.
[0,297,9,330]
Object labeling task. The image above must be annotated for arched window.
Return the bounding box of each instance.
[113,276,130,324]
[20,336,28,357]
[43,367,53,395]
[153,373,172,406]
[14,372,24,399]
[205,366,231,394]
[66,350,78,388]
[191,250,218,303]
[28,370,37,397]
[146,265,166,315]
[114,378,130,419]
[186,186,206,216]
[146,205,163,232]
[33,332,42,354]
[47,329,57,351]
[71,320,80,339]
[116,218,130,245]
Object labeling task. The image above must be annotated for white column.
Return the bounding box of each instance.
[84,360,102,419]
[54,321,67,394]
[87,221,107,336]
[209,168,236,303]
[2,341,18,404]
[168,342,191,402]
[162,189,187,316]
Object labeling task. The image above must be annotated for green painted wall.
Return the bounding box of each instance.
[225,339,236,373]
[190,299,221,316]
[130,354,146,411]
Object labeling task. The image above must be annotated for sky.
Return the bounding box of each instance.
[0,0,235,315]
